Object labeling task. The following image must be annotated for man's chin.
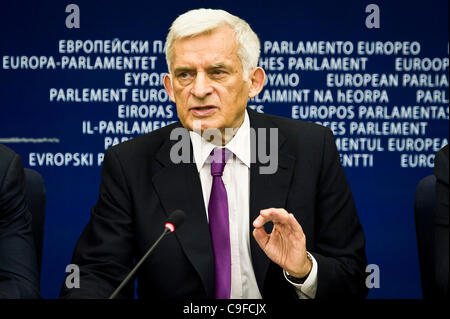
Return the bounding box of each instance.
[190,118,221,133]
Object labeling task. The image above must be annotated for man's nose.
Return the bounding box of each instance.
[190,72,213,98]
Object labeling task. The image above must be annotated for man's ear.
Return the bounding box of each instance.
[163,74,176,103]
[248,67,266,98]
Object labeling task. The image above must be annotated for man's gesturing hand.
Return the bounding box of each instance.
[252,208,312,279]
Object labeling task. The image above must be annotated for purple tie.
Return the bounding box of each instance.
[208,148,231,299]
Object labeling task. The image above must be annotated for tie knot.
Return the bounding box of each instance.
[210,148,228,177]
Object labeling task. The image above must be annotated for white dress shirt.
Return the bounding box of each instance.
[189,110,317,299]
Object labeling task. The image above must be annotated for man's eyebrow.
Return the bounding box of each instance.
[173,63,230,74]
[209,63,228,69]
[173,66,194,74]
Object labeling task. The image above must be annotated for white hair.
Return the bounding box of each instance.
[165,8,261,78]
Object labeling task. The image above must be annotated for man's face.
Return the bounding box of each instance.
[164,25,254,138]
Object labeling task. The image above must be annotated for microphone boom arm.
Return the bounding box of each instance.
[109,227,171,299]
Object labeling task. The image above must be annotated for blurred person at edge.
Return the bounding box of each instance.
[0,144,40,299]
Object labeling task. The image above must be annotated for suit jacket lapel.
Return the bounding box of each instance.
[247,109,296,295]
[151,128,215,298]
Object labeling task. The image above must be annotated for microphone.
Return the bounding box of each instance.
[109,210,186,299]
[164,209,185,232]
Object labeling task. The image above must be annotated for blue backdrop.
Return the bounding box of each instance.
[0,0,448,298]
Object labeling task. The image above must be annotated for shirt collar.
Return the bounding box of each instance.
[189,109,251,172]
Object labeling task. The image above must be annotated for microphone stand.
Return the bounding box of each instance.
[109,227,171,299]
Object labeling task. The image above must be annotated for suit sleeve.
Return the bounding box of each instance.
[0,153,41,299]
[310,128,369,299]
[60,148,136,299]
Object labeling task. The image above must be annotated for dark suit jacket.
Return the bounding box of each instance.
[0,144,40,299]
[434,144,449,298]
[60,109,368,299]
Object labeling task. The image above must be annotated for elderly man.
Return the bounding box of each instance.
[61,9,368,299]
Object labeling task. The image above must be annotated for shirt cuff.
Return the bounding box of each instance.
[283,252,318,299]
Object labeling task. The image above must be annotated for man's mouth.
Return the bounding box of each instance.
[189,105,218,117]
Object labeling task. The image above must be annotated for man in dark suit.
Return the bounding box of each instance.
[434,144,449,298]
[60,8,367,299]
[0,144,41,298]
